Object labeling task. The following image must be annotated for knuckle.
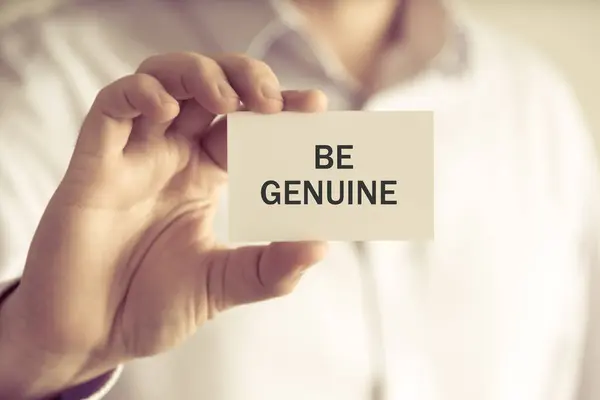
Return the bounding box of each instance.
[99,74,155,98]
[94,74,162,113]
[223,53,271,74]
[136,55,157,73]
[186,54,219,78]
[128,73,160,92]
[95,84,113,103]
[136,53,166,72]
[240,57,269,74]
[95,82,126,108]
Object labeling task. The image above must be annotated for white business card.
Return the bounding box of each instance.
[227,111,434,242]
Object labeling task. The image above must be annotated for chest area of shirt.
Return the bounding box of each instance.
[206,87,582,394]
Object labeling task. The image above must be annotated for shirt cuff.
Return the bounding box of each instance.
[59,365,123,400]
[0,280,123,400]
[0,278,19,302]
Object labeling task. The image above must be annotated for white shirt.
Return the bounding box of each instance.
[0,1,599,399]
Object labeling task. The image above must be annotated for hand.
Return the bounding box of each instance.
[0,52,328,399]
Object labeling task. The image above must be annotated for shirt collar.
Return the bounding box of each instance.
[199,0,470,78]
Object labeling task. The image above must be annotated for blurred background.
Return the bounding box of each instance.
[0,0,598,146]
[464,0,600,148]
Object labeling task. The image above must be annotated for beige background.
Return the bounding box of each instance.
[462,0,600,150]
[1,1,598,142]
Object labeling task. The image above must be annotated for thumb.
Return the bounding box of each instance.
[204,241,328,313]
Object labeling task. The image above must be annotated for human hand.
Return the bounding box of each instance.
[0,52,328,399]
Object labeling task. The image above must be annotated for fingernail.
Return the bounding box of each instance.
[261,84,283,101]
[158,91,177,105]
[289,268,307,286]
[298,264,312,275]
[162,101,180,117]
[158,93,180,115]
[218,82,238,99]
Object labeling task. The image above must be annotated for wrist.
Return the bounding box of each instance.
[0,287,107,399]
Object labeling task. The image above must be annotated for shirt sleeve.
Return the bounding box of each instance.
[537,61,600,400]
[58,366,123,400]
[575,120,600,399]
[548,76,600,400]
